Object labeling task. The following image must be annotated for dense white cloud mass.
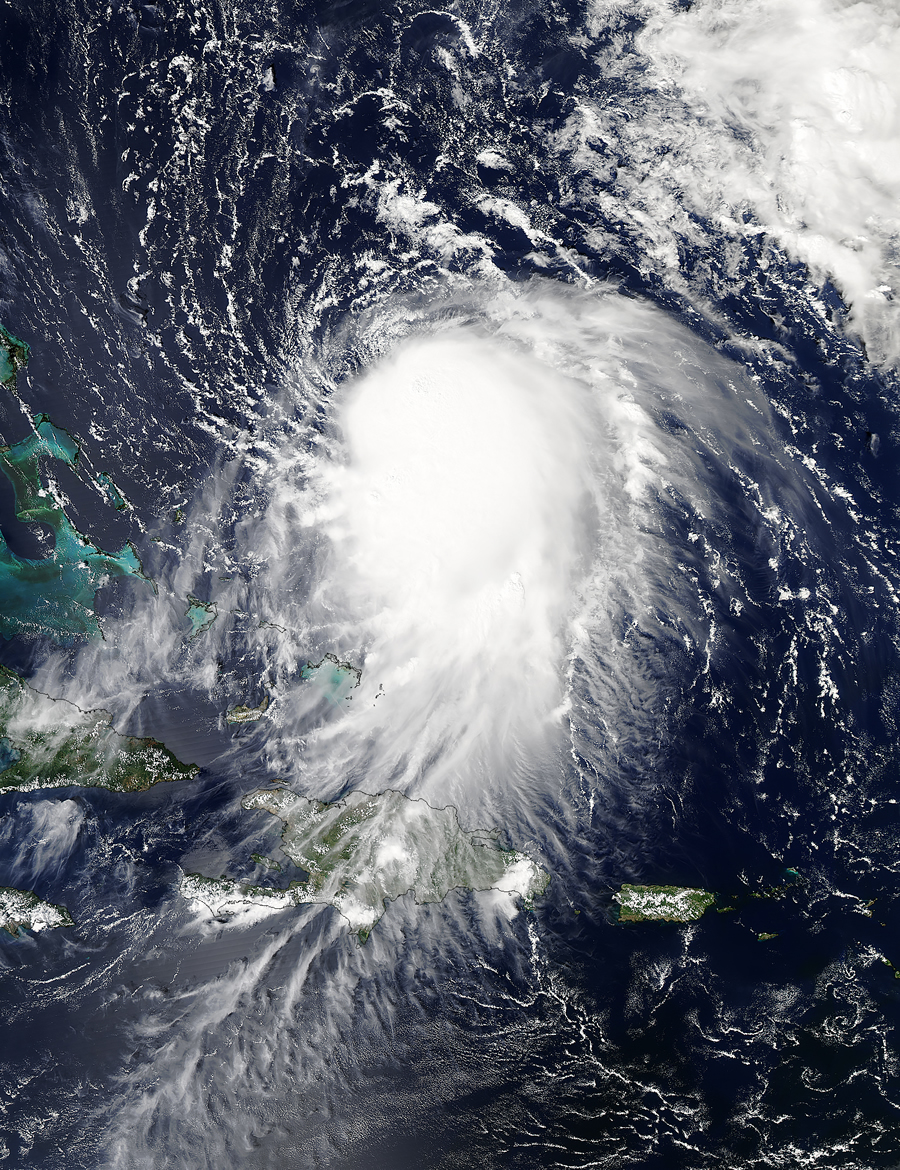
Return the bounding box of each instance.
[45,284,786,828]
[219,285,781,822]
[7,0,900,1164]
[91,276,823,1167]
[645,0,900,358]
[564,0,900,362]
[305,328,590,802]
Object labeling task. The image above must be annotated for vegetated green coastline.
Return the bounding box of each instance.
[0,886,74,937]
[0,665,197,795]
[183,784,551,943]
[613,870,804,938]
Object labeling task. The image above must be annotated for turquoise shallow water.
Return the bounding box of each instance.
[0,408,148,640]
[185,595,217,638]
[0,0,898,1164]
[0,323,29,388]
[0,736,20,772]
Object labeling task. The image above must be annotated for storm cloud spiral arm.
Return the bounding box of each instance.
[0,0,899,1166]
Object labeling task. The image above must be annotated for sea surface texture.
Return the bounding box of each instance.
[0,0,899,1166]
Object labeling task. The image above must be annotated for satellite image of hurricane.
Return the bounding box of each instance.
[0,0,899,1164]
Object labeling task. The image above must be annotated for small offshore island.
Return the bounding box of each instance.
[225,694,270,724]
[183,786,550,942]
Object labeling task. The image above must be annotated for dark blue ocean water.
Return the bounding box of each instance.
[1,0,899,1165]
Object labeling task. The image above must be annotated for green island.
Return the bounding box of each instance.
[614,871,802,926]
[186,595,217,637]
[615,884,716,923]
[300,653,361,705]
[226,693,270,724]
[0,886,73,936]
[251,852,282,872]
[0,665,197,794]
[0,322,30,389]
[0,414,148,640]
[182,786,550,942]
